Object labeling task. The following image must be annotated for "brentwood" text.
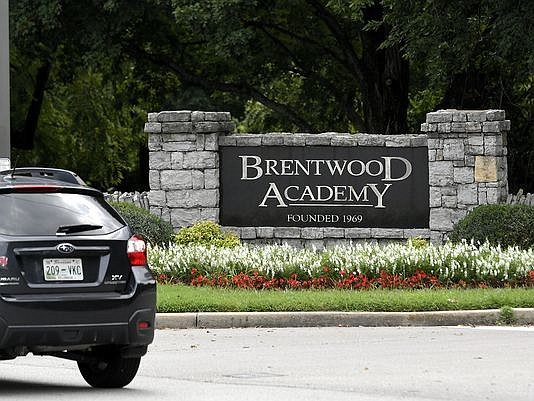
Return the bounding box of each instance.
[238,156,413,208]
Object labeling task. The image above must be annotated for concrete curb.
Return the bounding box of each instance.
[156,308,534,329]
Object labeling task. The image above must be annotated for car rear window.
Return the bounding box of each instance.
[0,192,125,236]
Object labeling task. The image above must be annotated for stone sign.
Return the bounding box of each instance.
[145,109,510,245]
[220,146,429,228]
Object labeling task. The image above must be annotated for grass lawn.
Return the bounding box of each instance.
[157,284,534,313]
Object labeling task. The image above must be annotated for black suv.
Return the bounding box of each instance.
[0,169,156,388]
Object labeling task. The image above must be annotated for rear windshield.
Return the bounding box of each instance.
[0,192,125,236]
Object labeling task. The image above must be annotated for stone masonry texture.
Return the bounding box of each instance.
[146,109,509,247]
[145,111,234,229]
[421,109,509,242]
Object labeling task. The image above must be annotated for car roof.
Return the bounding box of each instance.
[0,175,102,197]
[0,167,87,186]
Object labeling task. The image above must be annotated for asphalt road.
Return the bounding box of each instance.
[1,326,533,401]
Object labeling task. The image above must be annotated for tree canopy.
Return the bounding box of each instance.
[9,0,534,192]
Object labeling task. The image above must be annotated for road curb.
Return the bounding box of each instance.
[155,308,534,329]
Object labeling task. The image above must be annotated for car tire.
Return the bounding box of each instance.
[78,352,141,388]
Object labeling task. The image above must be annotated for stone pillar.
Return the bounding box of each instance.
[144,111,234,229]
[421,109,509,242]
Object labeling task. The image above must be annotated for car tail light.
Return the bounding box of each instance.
[0,256,8,267]
[9,185,62,192]
[127,235,147,266]
[138,321,150,330]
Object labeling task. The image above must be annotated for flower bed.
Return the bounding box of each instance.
[148,241,534,290]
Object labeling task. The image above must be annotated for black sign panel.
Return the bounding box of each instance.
[220,146,429,228]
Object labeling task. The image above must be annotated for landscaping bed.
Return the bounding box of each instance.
[149,241,534,290]
[148,239,534,313]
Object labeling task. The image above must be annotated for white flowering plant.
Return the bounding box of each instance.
[148,240,534,289]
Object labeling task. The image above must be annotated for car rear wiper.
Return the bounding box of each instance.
[56,224,103,235]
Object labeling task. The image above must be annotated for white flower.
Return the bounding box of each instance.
[147,241,534,284]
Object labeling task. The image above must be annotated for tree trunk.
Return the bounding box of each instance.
[439,71,492,110]
[360,5,409,134]
[11,60,51,149]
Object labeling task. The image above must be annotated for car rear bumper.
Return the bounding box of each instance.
[0,306,155,350]
[0,268,156,350]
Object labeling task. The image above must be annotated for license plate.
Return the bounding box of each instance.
[43,258,84,281]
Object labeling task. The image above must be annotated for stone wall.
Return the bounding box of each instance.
[145,109,510,246]
[507,189,534,206]
[421,109,509,242]
[145,111,234,228]
[104,191,149,209]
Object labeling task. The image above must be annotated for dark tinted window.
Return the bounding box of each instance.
[0,193,125,236]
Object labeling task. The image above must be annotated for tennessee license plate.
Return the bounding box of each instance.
[43,258,84,281]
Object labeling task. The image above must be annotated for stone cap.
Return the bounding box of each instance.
[148,110,232,123]
[145,111,235,134]
[219,132,428,147]
[425,109,506,123]
[421,109,510,134]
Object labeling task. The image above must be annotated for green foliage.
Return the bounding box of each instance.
[9,0,534,191]
[109,201,174,246]
[156,285,534,313]
[497,306,516,326]
[385,0,534,191]
[13,69,146,190]
[149,241,533,287]
[407,236,429,249]
[449,204,534,249]
[166,0,370,132]
[174,221,240,248]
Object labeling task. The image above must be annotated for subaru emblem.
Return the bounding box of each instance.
[57,243,75,254]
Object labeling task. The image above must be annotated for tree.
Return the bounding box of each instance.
[63,0,408,133]
[17,70,146,189]
[10,0,151,189]
[10,0,85,149]
[386,0,534,191]
[9,0,534,191]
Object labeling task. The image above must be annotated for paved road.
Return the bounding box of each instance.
[1,326,533,401]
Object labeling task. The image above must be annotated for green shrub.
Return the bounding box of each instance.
[174,221,240,248]
[407,236,429,249]
[497,306,516,325]
[109,201,174,245]
[449,204,534,249]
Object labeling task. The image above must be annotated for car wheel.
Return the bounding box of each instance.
[78,352,141,388]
